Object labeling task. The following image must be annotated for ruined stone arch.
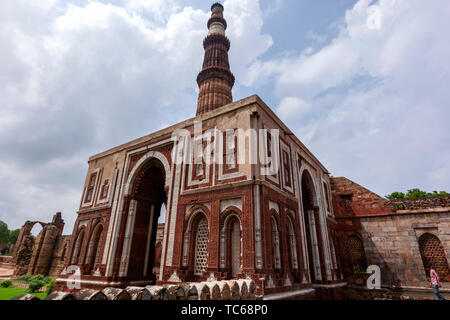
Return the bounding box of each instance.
[418,233,450,282]
[13,221,45,257]
[30,222,46,234]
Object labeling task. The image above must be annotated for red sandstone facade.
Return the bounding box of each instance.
[6,4,448,300]
[55,4,343,297]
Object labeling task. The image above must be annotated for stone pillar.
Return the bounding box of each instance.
[242,192,256,274]
[13,235,35,277]
[313,207,327,282]
[30,225,59,275]
[206,200,220,273]
[27,228,46,275]
[12,221,34,261]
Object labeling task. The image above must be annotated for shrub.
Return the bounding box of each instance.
[28,280,46,293]
[19,274,33,283]
[46,278,56,294]
[30,274,45,282]
[0,280,12,288]
[43,277,53,285]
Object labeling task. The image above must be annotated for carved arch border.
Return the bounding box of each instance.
[123,151,172,196]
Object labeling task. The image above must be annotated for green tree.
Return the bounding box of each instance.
[8,229,20,244]
[0,220,9,246]
[386,188,449,200]
[386,192,405,200]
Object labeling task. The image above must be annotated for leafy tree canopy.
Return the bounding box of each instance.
[0,220,9,245]
[386,188,449,200]
[8,229,20,245]
[0,221,21,246]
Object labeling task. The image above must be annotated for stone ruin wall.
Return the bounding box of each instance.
[331,177,450,290]
[48,235,71,277]
[359,210,450,289]
[11,212,70,278]
[13,235,34,277]
[387,195,450,212]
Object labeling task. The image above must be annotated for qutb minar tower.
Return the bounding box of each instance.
[196,3,235,115]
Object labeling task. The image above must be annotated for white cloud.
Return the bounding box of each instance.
[248,0,450,196]
[0,0,272,230]
[277,97,311,121]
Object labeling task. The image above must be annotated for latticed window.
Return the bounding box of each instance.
[194,217,209,276]
[346,235,367,275]
[419,233,450,281]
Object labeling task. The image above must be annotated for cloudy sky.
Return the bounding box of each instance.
[1,0,449,232]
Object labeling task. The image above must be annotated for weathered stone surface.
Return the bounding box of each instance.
[102,287,131,300]
[13,235,34,277]
[125,286,145,300]
[11,294,40,301]
[193,283,211,300]
[236,280,249,299]
[166,285,187,300]
[187,284,199,300]
[0,256,13,265]
[333,176,450,290]
[12,213,67,278]
[143,286,169,300]
[45,292,75,300]
[217,281,231,300]
[244,280,257,299]
[388,196,450,212]
[75,289,107,300]
[204,282,221,300]
[228,281,240,300]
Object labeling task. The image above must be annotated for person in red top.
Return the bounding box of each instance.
[430,268,448,300]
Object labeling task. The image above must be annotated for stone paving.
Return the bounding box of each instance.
[0,265,14,280]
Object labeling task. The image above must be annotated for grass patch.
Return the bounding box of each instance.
[0,286,47,300]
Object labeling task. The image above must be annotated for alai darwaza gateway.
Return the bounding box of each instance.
[56,3,344,299]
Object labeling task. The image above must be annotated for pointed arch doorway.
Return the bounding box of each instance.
[126,158,168,283]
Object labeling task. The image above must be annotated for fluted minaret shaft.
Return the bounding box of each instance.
[196,3,235,116]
